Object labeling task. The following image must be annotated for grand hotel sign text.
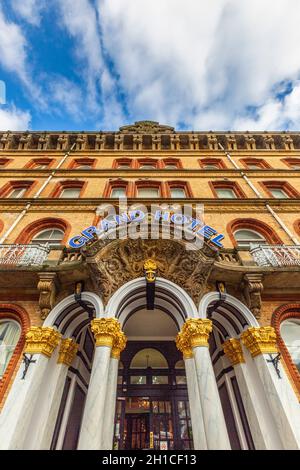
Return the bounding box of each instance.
[68,203,224,251]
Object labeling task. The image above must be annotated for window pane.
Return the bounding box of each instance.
[117,164,131,169]
[76,165,92,169]
[203,164,219,169]
[281,320,300,372]
[270,188,289,199]
[216,188,237,198]
[234,229,265,241]
[291,164,300,170]
[140,164,156,169]
[247,164,261,169]
[170,188,186,198]
[130,376,147,385]
[60,188,81,198]
[8,188,27,198]
[152,376,169,385]
[137,188,159,198]
[0,320,21,378]
[32,229,64,246]
[34,164,48,169]
[111,187,126,198]
[164,164,178,169]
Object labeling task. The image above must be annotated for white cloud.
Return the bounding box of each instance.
[11,0,46,26]
[0,6,29,86]
[96,0,300,130]
[48,76,84,118]
[0,105,31,130]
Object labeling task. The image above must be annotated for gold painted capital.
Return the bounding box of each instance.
[25,327,61,358]
[241,327,278,357]
[111,331,127,359]
[176,331,193,359]
[91,318,122,348]
[144,259,157,283]
[182,318,213,348]
[223,338,245,365]
[58,338,79,366]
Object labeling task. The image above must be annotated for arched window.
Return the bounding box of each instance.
[280,320,300,373]
[234,229,267,249]
[228,218,282,248]
[0,320,21,379]
[31,228,64,247]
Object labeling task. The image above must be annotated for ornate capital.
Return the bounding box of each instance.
[58,338,79,366]
[223,338,245,365]
[25,327,61,357]
[37,273,57,320]
[91,318,122,348]
[111,331,127,359]
[181,318,213,348]
[241,327,278,357]
[175,331,193,359]
[144,259,157,283]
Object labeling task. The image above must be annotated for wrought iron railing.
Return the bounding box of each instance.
[0,244,50,266]
[250,244,300,267]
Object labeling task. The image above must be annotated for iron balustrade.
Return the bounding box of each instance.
[250,244,300,267]
[0,244,50,266]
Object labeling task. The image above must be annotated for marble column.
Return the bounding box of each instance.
[0,327,61,450]
[223,338,283,450]
[176,331,207,449]
[102,332,127,450]
[25,338,79,449]
[181,319,231,449]
[241,327,300,450]
[77,318,125,450]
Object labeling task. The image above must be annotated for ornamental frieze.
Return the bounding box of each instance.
[85,238,216,305]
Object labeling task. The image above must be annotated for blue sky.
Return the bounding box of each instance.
[1,0,300,131]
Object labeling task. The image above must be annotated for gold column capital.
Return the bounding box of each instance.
[25,327,61,358]
[223,338,245,365]
[58,338,79,366]
[182,318,213,348]
[241,327,278,357]
[111,331,127,359]
[91,318,122,348]
[176,331,193,359]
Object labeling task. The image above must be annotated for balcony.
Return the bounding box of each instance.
[0,244,50,267]
[250,244,300,267]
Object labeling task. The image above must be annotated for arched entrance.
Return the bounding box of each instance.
[114,315,192,450]
[107,277,198,450]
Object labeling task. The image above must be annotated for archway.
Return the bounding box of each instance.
[107,277,197,450]
[199,292,259,449]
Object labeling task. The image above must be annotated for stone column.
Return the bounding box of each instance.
[181,319,231,449]
[77,318,123,450]
[102,331,127,450]
[223,338,282,450]
[241,327,300,450]
[0,327,61,450]
[26,338,79,449]
[176,330,207,450]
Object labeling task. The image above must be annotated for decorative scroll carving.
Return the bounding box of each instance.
[226,134,237,150]
[75,134,87,150]
[38,134,50,150]
[245,134,256,150]
[120,120,174,134]
[264,135,275,150]
[57,134,68,150]
[85,238,216,305]
[282,135,294,150]
[111,331,127,359]
[91,318,123,348]
[58,338,79,366]
[25,327,61,357]
[144,259,157,283]
[241,327,278,357]
[223,338,245,365]
[37,272,57,320]
[95,133,105,150]
[176,331,193,359]
[178,319,213,348]
[241,273,263,320]
[207,134,218,150]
